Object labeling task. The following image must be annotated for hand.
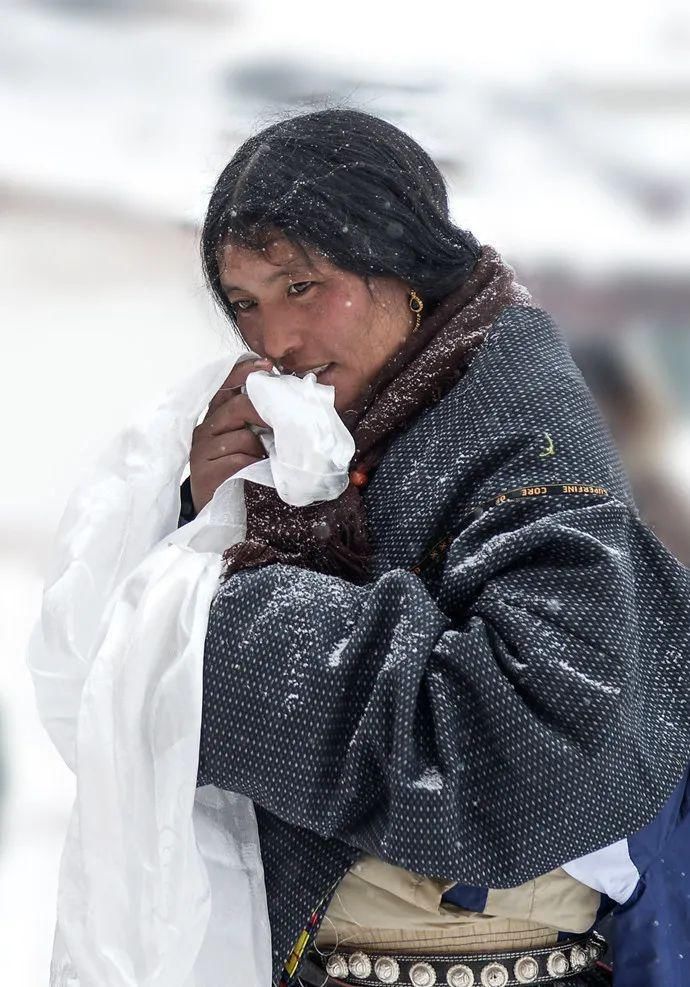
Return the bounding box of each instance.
[190,358,273,513]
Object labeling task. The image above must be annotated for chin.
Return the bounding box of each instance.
[331,387,352,414]
[319,367,364,416]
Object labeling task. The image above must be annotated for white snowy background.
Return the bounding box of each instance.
[1,0,690,982]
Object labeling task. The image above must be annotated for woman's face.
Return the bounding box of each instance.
[216,233,414,414]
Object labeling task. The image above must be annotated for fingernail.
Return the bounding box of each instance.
[253,358,271,366]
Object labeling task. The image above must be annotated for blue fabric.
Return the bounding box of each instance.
[610,767,690,987]
[441,883,488,912]
[628,765,690,877]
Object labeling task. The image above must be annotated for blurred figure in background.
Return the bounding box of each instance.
[573,339,690,567]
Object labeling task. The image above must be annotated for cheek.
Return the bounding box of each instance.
[234,323,259,352]
[314,284,372,348]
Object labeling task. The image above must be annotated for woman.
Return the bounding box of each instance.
[182,109,690,987]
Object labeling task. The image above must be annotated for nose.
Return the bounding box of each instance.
[255,300,307,367]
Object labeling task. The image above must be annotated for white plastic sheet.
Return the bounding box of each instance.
[27,351,355,987]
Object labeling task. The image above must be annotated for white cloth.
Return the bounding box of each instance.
[563,839,640,906]
[27,351,355,987]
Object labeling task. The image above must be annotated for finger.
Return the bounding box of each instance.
[207,452,266,476]
[207,358,274,415]
[203,428,266,463]
[203,393,269,435]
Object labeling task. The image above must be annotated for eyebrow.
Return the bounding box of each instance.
[221,266,310,294]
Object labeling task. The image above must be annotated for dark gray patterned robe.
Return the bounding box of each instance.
[197,305,690,984]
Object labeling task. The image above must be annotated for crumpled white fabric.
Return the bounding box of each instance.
[27,350,355,987]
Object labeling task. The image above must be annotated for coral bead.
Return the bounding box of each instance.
[349,469,368,488]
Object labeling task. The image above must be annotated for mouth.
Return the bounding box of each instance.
[291,363,333,379]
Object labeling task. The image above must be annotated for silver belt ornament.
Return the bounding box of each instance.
[322,931,605,986]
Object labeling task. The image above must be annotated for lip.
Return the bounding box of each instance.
[313,363,336,385]
[291,362,333,378]
[316,363,336,387]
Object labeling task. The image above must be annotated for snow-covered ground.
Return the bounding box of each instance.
[1,0,689,982]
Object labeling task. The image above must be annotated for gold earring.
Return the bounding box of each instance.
[409,289,424,332]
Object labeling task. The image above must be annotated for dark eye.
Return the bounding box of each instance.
[229,299,255,315]
[287,281,314,296]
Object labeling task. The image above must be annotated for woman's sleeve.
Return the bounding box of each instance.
[198,492,688,885]
[178,476,197,526]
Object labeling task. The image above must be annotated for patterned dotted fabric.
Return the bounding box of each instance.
[198,306,690,985]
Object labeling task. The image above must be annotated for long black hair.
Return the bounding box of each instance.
[200,108,481,330]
